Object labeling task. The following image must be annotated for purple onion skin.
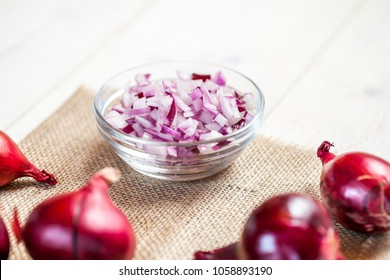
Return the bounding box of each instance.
[0,216,10,260]
[0,130,57,187]
[192,73,211,82]
[318,141,390,233]
[194,193,343,260]
[21,192,78,259]
[194,243,238,260]
[240,194,342,260]
[76,179,135,260]
[15,168,136,260]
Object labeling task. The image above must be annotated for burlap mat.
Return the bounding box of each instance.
[1,86,389,260]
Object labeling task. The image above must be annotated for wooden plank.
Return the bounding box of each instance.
[0,0,56,54]
[60,0,359,101]
[262,0,390,160]
[0,0,156,132]
[4,0,359,142]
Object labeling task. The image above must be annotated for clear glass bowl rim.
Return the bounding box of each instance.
[94,61,265,147]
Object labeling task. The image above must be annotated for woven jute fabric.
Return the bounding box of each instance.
[1,86,389,260]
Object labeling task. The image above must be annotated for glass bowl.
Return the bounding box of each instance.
[94,62,265,181]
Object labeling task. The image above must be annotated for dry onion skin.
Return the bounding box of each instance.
[318,141,390,233]
[0,215,10,260]
[0,130,57,187]
[194,193,343,260]
[12,168,136,260]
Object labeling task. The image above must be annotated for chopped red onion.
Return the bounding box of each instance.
[178,118,199,138]
[132,122,144,137]
[198,131,224,153]
[144,128,174,142]
[132,97,147,109]
[198,110,214,124]
[205,122,222,132]
[190,87,203,100]
[213,70,226,86]
[174,95,191,112]
[161,125,182,139]
[176,70,191,80]
[183,110,196,118]
[105,111,127,129]
[122,124,134,134]
[178,80,202,95]
[125,108,151,118]
[205,80,220,92]
[190,98,203,113]
[121,92,135,108]
[112,104,125,114]
[135,116,154,129]
[105,70,255,156]
[192,73,211,82]
[167,146,178,157]
[214,113,228,127]
[135,73,151,86]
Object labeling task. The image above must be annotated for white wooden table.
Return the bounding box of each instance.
[1,0,389,159]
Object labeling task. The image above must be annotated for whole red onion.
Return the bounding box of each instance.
[194,193,343,260]
[0,215,10,260]
[13,168,136,259]
[0,130,57,187]
[318,141,390,233]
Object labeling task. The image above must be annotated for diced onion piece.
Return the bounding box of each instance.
[132,122,144,137]
[243,92,257,115]
[192,73,211,82]
[180,93,193,105]
[106,116,127,130]
[125,108,151,117]
[199,130,223,141]
[214,113,228,127]
[191,98,203,113]
[161,125,182,139]
[213,70,226,86]
[219,126,233,135]
[245,112,254,123]
[205,122,222,131]
[150,109,159,121]
[104,69,255,157]
[205,80,220,92]
[221,86,235,97]
[112,104,125,114]
[190,87,203,100]
[133,97,147,109]
[174,94,192,112]
[144,128,174,142]
[144,145,168,156]
[167,146,178,157]
[142,84,160,97]
[123,124,134,134]
[198,131,223,153]
[135,73,151,86]
[198,110,214,124]
[183,110,195,118]
[178,80,202,95]
[122,92,136,108]
[105,111,127,129]
[176,70,191,80]
[178,118,199,137]
[135,116,154,129]
[219,94,234,121]
[146,97,159,108]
